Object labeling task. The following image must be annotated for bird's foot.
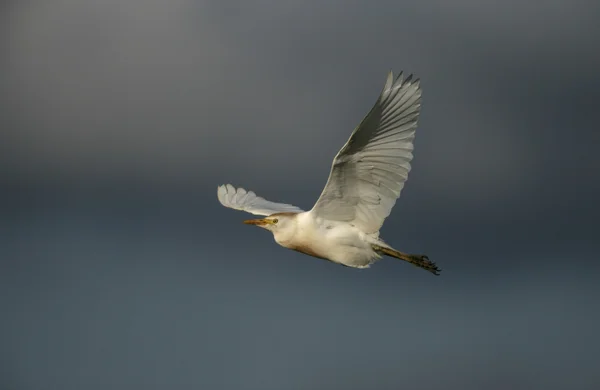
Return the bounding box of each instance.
[407,254,441,276]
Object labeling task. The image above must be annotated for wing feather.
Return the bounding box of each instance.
[310,71,422,233]
[217,184,304,216]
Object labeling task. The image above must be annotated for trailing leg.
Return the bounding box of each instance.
[373,245,440,275]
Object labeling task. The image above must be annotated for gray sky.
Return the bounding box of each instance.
[2,1,599,389]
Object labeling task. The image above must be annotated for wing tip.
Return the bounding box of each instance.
[217,183,242,203]
[387,70,421,87]
[382,69,423,98]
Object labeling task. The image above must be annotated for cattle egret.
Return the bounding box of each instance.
[217,71,440,275]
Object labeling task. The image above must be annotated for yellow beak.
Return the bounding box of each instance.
[243,218,274,226]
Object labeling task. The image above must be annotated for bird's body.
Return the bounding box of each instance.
[269,211,381,268]
[218,71,440,275]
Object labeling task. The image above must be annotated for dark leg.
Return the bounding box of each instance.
[373,245,441,275]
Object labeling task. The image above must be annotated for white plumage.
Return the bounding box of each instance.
[217,184,304,216]
[217,71,439,275]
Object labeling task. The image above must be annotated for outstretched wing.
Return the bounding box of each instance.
[310,71,422,234]
[217,184,304,216]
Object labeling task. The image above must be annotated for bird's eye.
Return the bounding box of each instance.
[272,218,278,223]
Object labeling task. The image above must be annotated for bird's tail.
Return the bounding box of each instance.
[372,244,440,275]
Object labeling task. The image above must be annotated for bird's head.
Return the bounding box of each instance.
[243,212,299,238]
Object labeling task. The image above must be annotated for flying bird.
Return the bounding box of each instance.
[217,71,440,275]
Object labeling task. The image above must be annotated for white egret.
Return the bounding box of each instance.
[217,71,439,275]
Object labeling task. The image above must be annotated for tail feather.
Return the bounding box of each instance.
[373,245,440,275]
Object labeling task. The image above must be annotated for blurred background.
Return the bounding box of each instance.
[1,1,599,389]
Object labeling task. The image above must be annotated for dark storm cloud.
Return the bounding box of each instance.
[2,1,600,390]
[2,0,598,198]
